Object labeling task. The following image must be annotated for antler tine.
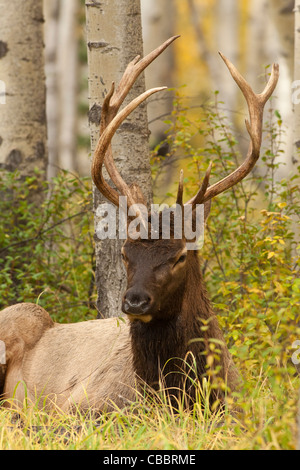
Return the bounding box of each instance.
[176,169,184,205]
[187,54,279,206]
[91,82,121,206]
[112,35,180,111]
[185,162,212,207]
[92,36,180,208]
[92,87,167,208]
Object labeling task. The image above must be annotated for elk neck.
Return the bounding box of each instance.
[129,250,213,393]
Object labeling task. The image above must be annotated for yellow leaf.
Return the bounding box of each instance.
[268,252,275,259]
[274,281,284,293]
[206,355,214,367]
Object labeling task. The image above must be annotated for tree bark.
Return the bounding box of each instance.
[44,0,79,177]
[246,0,294,178]
[0,0,47,190]
[141,0,175,147]
[85,0,153,318]
[215,0,239,116]
[269,0,294,79]
[57,0,79,172]
[44,0,60,180]
[140,0,176,195]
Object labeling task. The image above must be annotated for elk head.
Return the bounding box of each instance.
[91,36,279,324]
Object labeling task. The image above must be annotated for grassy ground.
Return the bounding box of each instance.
[0,371,298,450]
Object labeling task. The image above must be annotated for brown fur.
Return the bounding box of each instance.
[0,303,135,411]
[0,233,239,412]
[124,237,239,407]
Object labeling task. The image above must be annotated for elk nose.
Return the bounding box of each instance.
[122,289,152,315]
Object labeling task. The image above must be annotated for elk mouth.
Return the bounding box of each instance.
[125,313,153,323]
[122,294,154,322]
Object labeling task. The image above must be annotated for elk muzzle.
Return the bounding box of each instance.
[122,288,153,321]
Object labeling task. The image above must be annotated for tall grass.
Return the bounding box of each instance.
[0,370,297,450]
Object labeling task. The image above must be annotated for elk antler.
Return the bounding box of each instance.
[91,35,180,209]
[179,54,279,209]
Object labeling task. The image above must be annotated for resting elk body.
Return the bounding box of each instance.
[0,36,279,413]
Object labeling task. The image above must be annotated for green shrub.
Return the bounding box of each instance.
[0,169,96,322]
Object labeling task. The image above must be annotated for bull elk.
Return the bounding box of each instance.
[0,36,279,413]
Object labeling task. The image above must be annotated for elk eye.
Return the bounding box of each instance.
[174,254,187,267]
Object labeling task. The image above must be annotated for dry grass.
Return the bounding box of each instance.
[0,371,298,450]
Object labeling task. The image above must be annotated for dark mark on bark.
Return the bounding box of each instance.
[86,1,103,9]
[0,41,8,59]
[88,103,102,126]
[279,1,294,15]
[33,15,45,23]
[1,149,23,171]
[88,41,108,50]
[35,141,45,159]
[119,122,150,137]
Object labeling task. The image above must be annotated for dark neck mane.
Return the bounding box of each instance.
[129,252,231,405]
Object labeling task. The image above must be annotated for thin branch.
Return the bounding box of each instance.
[0,210,89,256]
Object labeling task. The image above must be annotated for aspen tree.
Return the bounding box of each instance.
[0,0,47,197]
[85,0,153,317]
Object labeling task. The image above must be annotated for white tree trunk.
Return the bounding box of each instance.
[57,0,79,172]
[266,0,295,177]
[246,0,293,179]
[44,0,60,180]
[0,0,47,188]
[44,0,79,177]
[215,0,239,116]
[85,0,153,318]
[141,0,175,146]
[140,0,176,194]
[269,0,294,79]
